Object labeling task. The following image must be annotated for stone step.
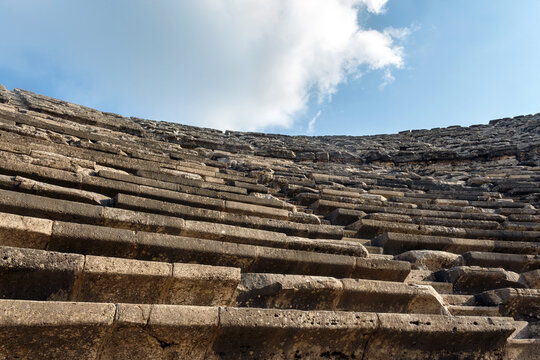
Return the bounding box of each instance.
[415,281,454,294]
[506,338,540,360]
[231,180,269,194]
[0,190,361,257]
[235,273,447,314]
[366,212,414,223]
[369,253,395,260]
[311,199,416,217]
[396,250,462,271]
[441,294,477,306]
[498,208,540,216]
[504,221,540,231]
[461,251,540,273]
[374,232,540,256]
[477,288,540,321]
[0,156,289,220]
[519,270,540,289]
[508,214,540,223]
[448,305,501,317]
[412,217,501,230]
[0,212,410,281]
[0,174,112,205]
[0,246,240,306]
[0,299,516,359]
[343,229,360,238]
[341,237,371,245]
[0,126,221,182]
[139,163,259,186]
[349,218,540,242]
[321,188,367,198]
[365,245,384,254]
[314,199,508,222]
[404,192,489,201]
[113,193,339,239]
[435,266,526,294]
[325,208,366,226]
[102,168,256,198]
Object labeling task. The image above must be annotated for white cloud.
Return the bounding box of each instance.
[307,110,322,134]
[379,69,396,90]
[0,0,406,132]
[357,0,389,14]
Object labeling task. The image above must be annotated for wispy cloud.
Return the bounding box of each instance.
[379,69,396,90]
[0,0,406,132]
[307,110,322,134]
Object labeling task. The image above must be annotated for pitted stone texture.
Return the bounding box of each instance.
[397,250,463,271]
[337,279,447,315]
[235,273,343,310]
[436,266,525,294]
[213,307,377,359]
[100,304,218,360]
[0,246,83,301]
[74,255,172,304]
[0,300,114,360]
[477,288,540,320]
[0,212,52,249]
[520,270,540,289]
[166,263,241,306]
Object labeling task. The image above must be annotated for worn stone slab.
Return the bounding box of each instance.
[212,307,377,359]
[165,263,241,306]
[0,189,187,235]
[397,250,463,271]
[505,338,540,360]
[135,231,260,270]
[48,220,374,279]
[15,88,144,135]
[224,199,288,219]
[213,307,515,359]
[461,251,540,273]
[325,208,366,226]
[250,246,356,278]
[321,188,367,198]
[413,217,501,230]
[337,279,446,314]
[365,314,514,359]
[374,232,540,256]
[366,212,414,223]
[0,299,115,359]
[436,266,526,294]
[232,180,268,193]
[519,270,540,288]
[0,246,84,301]
[477,288,540,320]
[74,255,172,304]
[0,298,518,359]
[0,245,242,306]
[351,218,540,242]
[115,193,342,240]
[0,211,53,249]
[136,169,247,195]
[352,257,411,281]
[234,273,343,310]
[448,305,501,317]
[0,174,111,205]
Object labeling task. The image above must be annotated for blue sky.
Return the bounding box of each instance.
[1,1,539,136]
